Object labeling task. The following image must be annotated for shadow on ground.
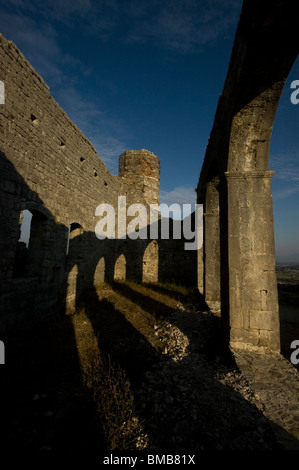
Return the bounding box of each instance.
[0,311,106,457]
[278,283,299,367]
[1,281,299,453]
[77,281,297,451]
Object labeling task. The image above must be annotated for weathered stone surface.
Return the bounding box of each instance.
[135,308,299,450]
[0,33,196,331]
[196,0,298,351]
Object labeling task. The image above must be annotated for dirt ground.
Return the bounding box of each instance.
[0,281,298,455]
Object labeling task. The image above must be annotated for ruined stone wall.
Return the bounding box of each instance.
[0,34,197,331]
[0,33,124,327]
[118,150,197,287]
[0,35,121,221]
[196,0,298,351]
[119,149,160,207]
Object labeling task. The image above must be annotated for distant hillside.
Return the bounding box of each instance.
[276,264,299,284]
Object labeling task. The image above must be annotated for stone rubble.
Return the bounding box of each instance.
[134,310,299,451]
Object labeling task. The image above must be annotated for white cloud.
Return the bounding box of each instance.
[125,0,242,52]
[273,186,299,200]
[270,152,299,170]
[1,0,243,55]
[275,168,299,182]
[270,152,299,200]
[2,0,93,23]
[160,185,197,219]
[0,11,72,85]
[160,185,196,205]
[53,85,129,173]
[0,0,243,175]
[0,8,130,174]
[86,133,126,174]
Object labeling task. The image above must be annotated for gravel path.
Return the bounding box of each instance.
[232,347,299,450]
[134,309,299,451]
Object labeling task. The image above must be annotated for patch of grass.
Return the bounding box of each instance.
[143,281,190,296]
[276,264,299,284]
[84,355,148,450]
[140,281,208,312]
[72,281,208,450]
[71,306,149,450]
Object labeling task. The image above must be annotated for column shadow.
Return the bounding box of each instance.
[78,280,299,451]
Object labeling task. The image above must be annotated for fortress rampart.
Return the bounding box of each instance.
[0,34,197,331]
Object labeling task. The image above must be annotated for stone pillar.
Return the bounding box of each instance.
[197,246,204,294]
[204,178,221,312]
[225,170,280,351]
[118,149,160,284]
[119,149,160,207]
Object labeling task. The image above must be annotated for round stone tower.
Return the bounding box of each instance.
[119,149,160,206]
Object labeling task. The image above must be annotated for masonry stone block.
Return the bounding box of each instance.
[196,0,297,351]
[0,33,197,332]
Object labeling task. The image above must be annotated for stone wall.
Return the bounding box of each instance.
[196,0,298,351]
[0,34,197,332]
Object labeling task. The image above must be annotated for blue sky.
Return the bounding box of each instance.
[0,0,298,262]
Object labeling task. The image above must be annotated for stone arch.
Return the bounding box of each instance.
[203,178,221,312]
[223,12,298,351]
[66,223,84,255]
[142,240,159,283]
[0,80,4,104]
[66,222,86,269]
[114,254,126,281]
[13,208,49,280]
[197,0,298,351]
[66,264,79,315]
[65,222,85,314]
[94,257,106,285]
[12,209,32,278]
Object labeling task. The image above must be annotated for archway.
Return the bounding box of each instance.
[94,257,106,285]
[65,222,84,314]
[13,208,49,279]
[114,254,126,281]
[197,0,298,351]
[142,240,159,283]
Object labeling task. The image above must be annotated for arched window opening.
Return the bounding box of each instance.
[66,264,79,315]
[65,223,87,312]
[269,58,299,266]
[0,80,4,104]
[13,209,48,278]
[13,209,32,277]
[19,209,33,247]
[114,254,126,281]
[94,257,105,285]
[142,241,158,283]
[268,58,299,358]
[66,223,84,256]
